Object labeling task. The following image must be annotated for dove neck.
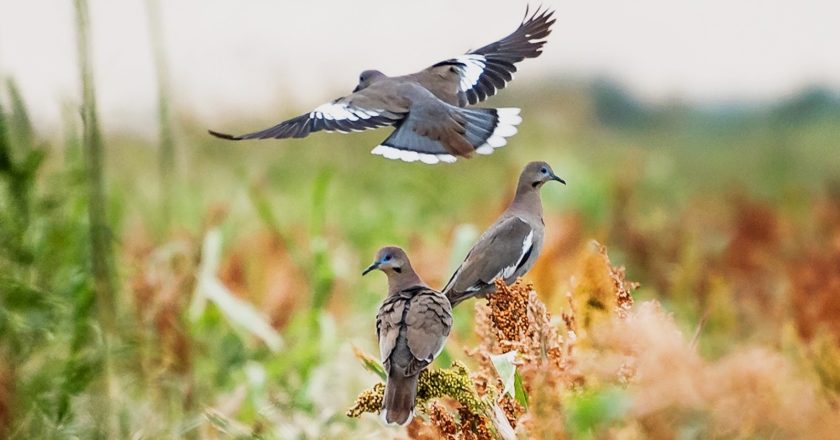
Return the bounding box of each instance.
[386,266,425,296]
[510,182,543,219]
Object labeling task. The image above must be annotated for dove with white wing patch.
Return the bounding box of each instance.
[209,6,554,164]
[443,161,565,306]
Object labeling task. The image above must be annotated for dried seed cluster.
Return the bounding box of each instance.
[345,361,486,420]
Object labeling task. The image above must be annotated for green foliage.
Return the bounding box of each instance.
[0,80,106,437]
[309,169,335,311]
[347,361,487,418]
[353,346,386,381]
[5,79,34,153]
[564,387,631,438]
[513,371,528,410]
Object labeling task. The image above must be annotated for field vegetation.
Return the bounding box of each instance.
[2,5,840,438]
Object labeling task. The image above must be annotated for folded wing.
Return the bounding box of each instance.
[443,216,535,305]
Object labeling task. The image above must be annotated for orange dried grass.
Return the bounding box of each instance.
[218,231,307,330]
[568,241,639,333]
[789,245,840,345]
[125,225,197,376]
[588,298,840,438]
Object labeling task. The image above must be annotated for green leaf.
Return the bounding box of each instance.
[7,78,34,152]
[0,99,11,173]
[0,276,49,311]
[490,351,517,399]
[191,228,283,351]
[446,224,479,276]
[57,351,102,422]
[513,370,529,409]
[352,345,386,380]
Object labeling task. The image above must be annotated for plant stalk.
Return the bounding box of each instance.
[74,0,118,435]
[146,0,176,229]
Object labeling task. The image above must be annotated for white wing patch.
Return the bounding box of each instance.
[310,102,381,123]
[475,108,522,155]
[499,228,534,280]
[453,54,487,92]
[465,284,483,293]
[370,144,458,165]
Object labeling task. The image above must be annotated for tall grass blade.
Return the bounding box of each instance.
[74,0,117,326]
[0,100,11,174]
[74,0,117,435]
[6,78,34,153]
[309,169,334,311]
[145,0,176,228]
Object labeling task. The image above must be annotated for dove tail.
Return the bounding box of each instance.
[371,106,521,164]
[445,290,468,307]
[380,373,419,426]
[459,107,522,155]
[445,287,490,308]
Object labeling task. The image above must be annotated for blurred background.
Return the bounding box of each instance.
[1,0,839,438]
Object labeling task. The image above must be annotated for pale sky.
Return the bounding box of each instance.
[1,0,838,136]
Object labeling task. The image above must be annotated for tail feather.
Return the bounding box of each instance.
[461,107,521,155]
[371,106,521,164]
[381,373,419,426]
[445,287,488,308]
[446,290,466,307]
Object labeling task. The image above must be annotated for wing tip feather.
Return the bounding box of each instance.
[208,129,242,141]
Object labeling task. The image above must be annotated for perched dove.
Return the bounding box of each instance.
[363,246,452,425]
[443,161,565,306]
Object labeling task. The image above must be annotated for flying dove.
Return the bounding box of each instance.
[209,6,555,164]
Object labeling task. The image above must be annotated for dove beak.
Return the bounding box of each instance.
[362,262,379,276]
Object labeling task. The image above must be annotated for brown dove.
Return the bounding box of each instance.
[363,246,452,425]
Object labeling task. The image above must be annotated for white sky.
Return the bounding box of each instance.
[0,0,838,135]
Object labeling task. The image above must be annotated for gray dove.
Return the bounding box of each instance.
[209,6,555,164]
[363,246,452,425]
[443,161,565,306]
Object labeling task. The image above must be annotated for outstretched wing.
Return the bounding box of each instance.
[414,6,555,106]
[209,89,404,140]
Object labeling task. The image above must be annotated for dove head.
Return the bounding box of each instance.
[510,161,565,216]
[518,161,565,191]
[362,246,426,294]
[363,246,409,276]
[353,69,386,92]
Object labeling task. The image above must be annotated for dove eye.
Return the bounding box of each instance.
[384,255,392,262]
[541,167,548,174]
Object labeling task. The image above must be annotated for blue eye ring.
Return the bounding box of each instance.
[540,167,548,174]
[384,255,392,261]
